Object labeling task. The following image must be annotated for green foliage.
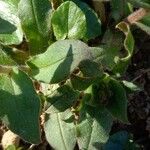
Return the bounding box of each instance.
[127,0,150,8]
[0,0,23,45]
[44,110,76,150]
[18,0,52,55]
[0,0,149,148]
[51,1,87,40]
[76,105,113,149]
[106,78,128,123]
[27,40,94,83]
[0,68,41,143]
[45,85,79,114]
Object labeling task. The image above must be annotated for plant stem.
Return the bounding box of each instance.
[0,65,12,74]
[51,0,62,10]
[124,8,150,25]
[0,65,30,74]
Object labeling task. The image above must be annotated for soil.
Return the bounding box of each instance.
[126,29,150,150]
[111,29,150,150]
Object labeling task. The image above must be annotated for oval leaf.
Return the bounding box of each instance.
[76,105,113,150]
[0,69,41,144]
[18,0,52,55]
[27,40,93,84]
[52,1,87,40]
[44,110,76,150]
[107,78,128,123]
[0,0,23,45]
[74,0,101,40]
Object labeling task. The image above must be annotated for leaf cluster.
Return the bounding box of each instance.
[0,0,149,149]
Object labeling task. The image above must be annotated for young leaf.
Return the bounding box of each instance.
[100,29,124,70]
[27,40,93,84]
[45,85,79,114]
[76,105,113,150]
[106,78,128,123]
[51,1,87,40]
[0,0,23,45]
[18,0,52,55]
[0,68,41,144]
[44,110,76,150]
[113,22,134,75]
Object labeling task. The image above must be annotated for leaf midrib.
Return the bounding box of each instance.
[57,113,68,150]
[30,0,41,35]
[31,51,80,69]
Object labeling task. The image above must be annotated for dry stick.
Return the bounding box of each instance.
[124,8,150,25]
[132,68,150,82]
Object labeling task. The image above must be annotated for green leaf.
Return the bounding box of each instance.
[5,145,16,150]
[107,78,128,123]
[27,40,93,84]
[0,46,16,65]
[18,0,52,55]
[135,13,150,35]
[0,18,16,34]
[93,27,133,75]
[73,0,101,40]
[51,1,87,40]
[3,0,20,6]
[111,0,133,21]
[135,22,150,35]
[45,85,79,114]
[122,80,141,92]
[71,60,103,91]
[5,145,22,150]
[0,68,41,144]
[127,0,150,8]
[113,22,134,75]
[100,29,124,70]
[0,0,23,45]
[44,110,76,150]
[76,105,113,150]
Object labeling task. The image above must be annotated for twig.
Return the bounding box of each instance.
[124,8,150,25]
[132,68,150,82]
